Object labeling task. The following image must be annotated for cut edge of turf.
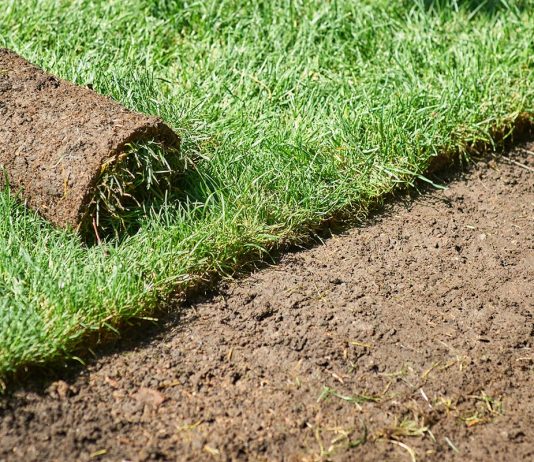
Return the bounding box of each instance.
[1,112,531,392]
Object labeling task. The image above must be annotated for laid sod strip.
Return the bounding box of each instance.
[0,0,533,380]
[0,49,182,235]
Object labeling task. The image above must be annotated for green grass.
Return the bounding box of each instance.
[0,0,532,379]
[84,140,188,240]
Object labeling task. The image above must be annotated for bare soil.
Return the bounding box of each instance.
[0,48,179,230]
[0,143,533,462]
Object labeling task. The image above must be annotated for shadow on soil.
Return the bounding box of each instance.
[2,123,532,396]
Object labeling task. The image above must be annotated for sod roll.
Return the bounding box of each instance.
[0,48,181,234]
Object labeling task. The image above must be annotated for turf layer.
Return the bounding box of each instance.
[0,0,532,379]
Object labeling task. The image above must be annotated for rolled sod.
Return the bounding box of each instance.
[0,48,182,236]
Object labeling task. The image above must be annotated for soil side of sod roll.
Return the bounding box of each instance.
[0,48,180,232]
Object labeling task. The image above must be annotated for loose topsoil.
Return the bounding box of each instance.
[0,49,180,230]
[0,143,533,461]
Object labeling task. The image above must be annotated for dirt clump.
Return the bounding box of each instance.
[0,143,533,461]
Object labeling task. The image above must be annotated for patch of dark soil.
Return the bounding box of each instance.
[0,48,180,231]
[0,143,532,461]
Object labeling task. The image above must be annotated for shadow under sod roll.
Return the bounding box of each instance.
[0,48,184,238]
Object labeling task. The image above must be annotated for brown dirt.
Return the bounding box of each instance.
[0,143,533,462]
[0,48,180,230]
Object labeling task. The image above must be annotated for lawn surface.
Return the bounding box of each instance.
[0,0,532,379]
